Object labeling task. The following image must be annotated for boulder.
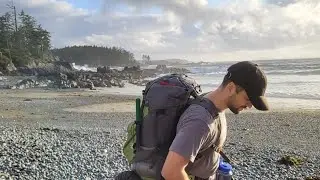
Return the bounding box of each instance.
[12,78,37,89]
[156,64,167,71]
[123,65,141,72]
[97,66,112,73]
[6,62,17,72]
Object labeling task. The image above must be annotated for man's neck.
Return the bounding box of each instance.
[205,89,227,112]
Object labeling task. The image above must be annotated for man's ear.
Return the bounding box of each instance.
[226,81,236,96]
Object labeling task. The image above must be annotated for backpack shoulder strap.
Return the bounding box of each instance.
[190,95,219,118]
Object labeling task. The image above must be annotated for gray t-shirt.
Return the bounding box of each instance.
[169,103,227,179]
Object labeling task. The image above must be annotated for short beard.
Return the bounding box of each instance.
[227,94,240,114]
[229,105,239,114]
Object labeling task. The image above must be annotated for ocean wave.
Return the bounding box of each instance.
[197,83,220,87]
[264,68,320,75]
[184,64,320,76]
[266,92,320,100]
[72,63,97,72]
[198,81,320,101]
[189,72,225,76]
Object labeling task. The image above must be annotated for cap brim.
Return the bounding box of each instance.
[250,96,269,111]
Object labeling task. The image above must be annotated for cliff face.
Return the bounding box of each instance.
[0,53,58,76]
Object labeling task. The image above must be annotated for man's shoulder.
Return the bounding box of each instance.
[179,104,214,125]
[183,103,216,119]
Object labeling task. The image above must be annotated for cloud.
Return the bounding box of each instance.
[1,0,320,61]
[101,0,320,60]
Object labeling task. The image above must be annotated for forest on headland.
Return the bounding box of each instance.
[0,5,139,74]
[51,45,138,67]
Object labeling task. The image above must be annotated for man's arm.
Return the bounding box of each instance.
[161,113,210,180]
[161,151,190,180]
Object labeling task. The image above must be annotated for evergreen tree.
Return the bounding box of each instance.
[0,7,53,68]
[0,12,15,69]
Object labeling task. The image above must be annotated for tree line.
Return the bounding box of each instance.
[51,45,138,66]
[0,5,138,73]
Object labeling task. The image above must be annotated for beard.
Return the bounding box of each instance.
[227,94,240,114]
[228,104,240,114]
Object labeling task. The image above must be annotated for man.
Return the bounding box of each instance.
[161,61,269,180]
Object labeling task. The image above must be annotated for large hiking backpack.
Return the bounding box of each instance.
[119,73,216,180]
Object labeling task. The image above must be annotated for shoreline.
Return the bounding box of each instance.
[1,87,319,111]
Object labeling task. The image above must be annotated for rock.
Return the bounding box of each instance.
[92,79,106,87]
[16,61,74,76]
[306,176,320,180]
[118,82,125,88]
[123,66,141,72]
[156,64,167,71]
[84,81,94,89]
[278,155,304,166]
[53,61,74,71]
[128,79,149,86]
[70,81,78,88]
[97,66,112,73]
[105,81,112,87]
[6,61,17,72]
[15,78,36,89]
[16,66,36,75]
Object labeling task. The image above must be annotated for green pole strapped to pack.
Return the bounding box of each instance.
[135,98,142,151]
[136,98,141,122]
[123,98,142,164]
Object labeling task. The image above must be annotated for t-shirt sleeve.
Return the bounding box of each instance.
[169,112,210,163]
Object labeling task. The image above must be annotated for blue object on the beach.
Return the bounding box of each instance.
[217,161,233,180]
[219,162,232,173]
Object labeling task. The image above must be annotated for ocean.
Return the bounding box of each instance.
[77,59,320,110]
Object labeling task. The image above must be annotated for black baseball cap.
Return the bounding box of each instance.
[226,61,269,111]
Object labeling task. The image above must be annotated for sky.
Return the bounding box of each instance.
[1,0,320,62]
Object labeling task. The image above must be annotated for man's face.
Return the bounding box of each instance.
[227,85,253,114]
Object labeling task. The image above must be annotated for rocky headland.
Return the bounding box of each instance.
[0,61,191,90]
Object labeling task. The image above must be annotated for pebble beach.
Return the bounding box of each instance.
[0,88,319,180]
